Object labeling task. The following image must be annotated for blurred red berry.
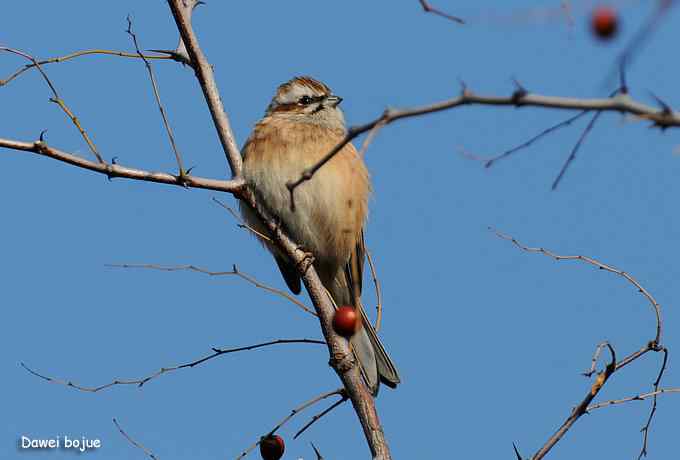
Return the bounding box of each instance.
[333,306,359,338]
[260,434,284,460]
[591,6,618,40]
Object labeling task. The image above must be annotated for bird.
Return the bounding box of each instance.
[239,76,400,394]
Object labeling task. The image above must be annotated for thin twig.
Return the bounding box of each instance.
[294,394,349,439]
[21,339,323,392]
[491,228,662,345]
[605,0,677,87]
[0,137,244,193]
[212,197,272,242]
[0,49,171,87]
[582,341,612,377]
[532,343,617,460]
[0,47,104,164]
[108,263,316,316]
[478,110,590,168]
[236,388,344,460]
[551,109,604,190]
[126,16,186,176]
[357,119,387,157]
[587,387,680,411]
[311,442,324,460]
[493,230,670,459]
[637,347,669,459]
[473,87,617,185]
[365,249,383,332]
[418,0,465,24]
[113,418,159,460]
[166,0,242,177]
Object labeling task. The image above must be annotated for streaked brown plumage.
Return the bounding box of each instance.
[240,76,400,394]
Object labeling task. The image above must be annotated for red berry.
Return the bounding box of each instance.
[259,434,284,460]
[333,306,359,338]
[591,6,618,40]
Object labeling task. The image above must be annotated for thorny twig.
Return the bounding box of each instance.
[493,229,669,460]
[418,0,465,24]
[0,137,245,191]
[108,263,316,316]
[113,418,159,460]
[469,109,591,168]
[583,341,612,377]
[605,0,677,86]
[21,339,324,392]
[636,347,669,460]
[294,394,349,439]
[126,16,187,177]
[236,388,344,460]
[0,49,172,88]
[491,228,662,344]
[533,343,617,460]
[551,109,603,190]
[166,3,390,456]
[212,197,272,242]
[286,88,680,206]
[0,47,104,163]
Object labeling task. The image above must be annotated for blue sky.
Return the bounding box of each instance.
[2,1,679,459]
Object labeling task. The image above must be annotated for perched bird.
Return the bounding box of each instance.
[240,76,400,394]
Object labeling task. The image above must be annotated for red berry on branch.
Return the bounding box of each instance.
[333,306,359,338]
[260,434,284,460]
[591,6,618,40]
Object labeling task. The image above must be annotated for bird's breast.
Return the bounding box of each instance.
[242,118,370,271]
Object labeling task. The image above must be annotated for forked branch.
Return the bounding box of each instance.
[287,88,680,202]
[493,229,669,459]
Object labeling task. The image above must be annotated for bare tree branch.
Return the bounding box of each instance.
[21,338,324,392]
[212,197,273,242]
[164,3,395,456]
[418,0,465,24]
[294,394,349,440]
[605,0,677,86]
[108,263,316,317]
[126,16,187,176]
[311,442,324,460]
[583,341,612,377]
[0,47,104,164]
[551,109,603,190]
[637,347,669,459]
[491,227,662,345]
[166,0,242,177]
[470,109,591,168]
[236,388,344,460]
[287,88,680,203]
[0,137,245,193]
[532,343,617,460]
[113,418,159,460]
[0,49,172,88]
[587,388,679,411]
[357,119,387,158]
[493,230,671,459]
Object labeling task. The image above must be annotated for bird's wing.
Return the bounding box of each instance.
[344,230,365,305]
[274,254,301,295]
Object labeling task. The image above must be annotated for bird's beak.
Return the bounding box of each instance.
[325,95,343,107]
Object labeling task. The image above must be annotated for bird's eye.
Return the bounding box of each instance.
[298,95,313,105]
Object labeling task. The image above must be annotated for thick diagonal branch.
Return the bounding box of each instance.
[165,2,392,457]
